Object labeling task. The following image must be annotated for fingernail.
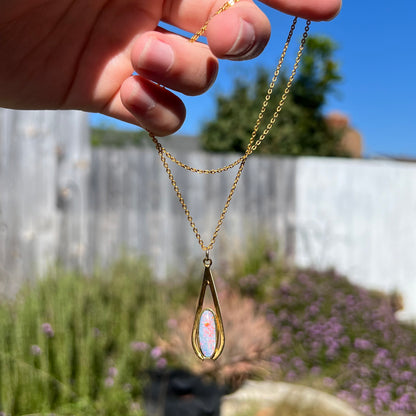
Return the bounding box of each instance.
[138,38,174,74]
[129,81,156,114]
[225,18,255,57]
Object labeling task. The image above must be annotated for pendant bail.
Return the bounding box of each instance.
[203,251,212,267]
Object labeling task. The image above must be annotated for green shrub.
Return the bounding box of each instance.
[234,251,416,415]
[0,257,168,415]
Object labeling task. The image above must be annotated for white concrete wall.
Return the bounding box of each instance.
[295,158,416,319]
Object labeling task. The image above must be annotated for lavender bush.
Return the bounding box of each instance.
[239,267,416,415]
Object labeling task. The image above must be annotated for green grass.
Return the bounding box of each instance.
[0,257,167,415]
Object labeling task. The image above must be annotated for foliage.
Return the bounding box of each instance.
[0,257,168,416]
[230,237,287,304]
[234,249,416,416]
[200,36,349,157]
[160,284,274,390]
[91,127,148,147]
[1,243,416,416]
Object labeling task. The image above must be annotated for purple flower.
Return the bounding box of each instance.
[285,370,297,381]
[30,344,42,356]
[292,357,306,370]
[310,366,321,375]
[358,365,372,377]
[396,357,407,368]
[156,358,167,368]
[279,331,292,347]
[337,390,355,403]
[339,335,350,346]
[357,404,372,415]
[391,393,413,412]
[383,358,393,369]
[373,347,390,366]
[396,385,406,396]
[108,367,118,378]
[348,352,359,363]
[310,341,321,351]
[130,341,149,352]
[325,346,338,359]
[353,338,372,350]
[400,370,413,382]
[323,377,336,388]
[105,377,114,387]
[271,355,283,365]
[151,346,162,359]
[266,312,278,326]
[41,323,54,338]
[360,388,371,401]
[374,387,391,405]
[266,269,416,415]
[297,273,311,285]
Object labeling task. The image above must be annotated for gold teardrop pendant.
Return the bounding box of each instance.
[191,256,225,360]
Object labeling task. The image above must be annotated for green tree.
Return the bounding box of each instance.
[200,35,348,157]
[90,126,148,147]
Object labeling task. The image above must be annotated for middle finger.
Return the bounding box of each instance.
[131,29,219,96]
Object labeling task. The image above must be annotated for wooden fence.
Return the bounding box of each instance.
[1,109,415,318]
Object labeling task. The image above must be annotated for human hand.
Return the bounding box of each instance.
[0,0,341,135]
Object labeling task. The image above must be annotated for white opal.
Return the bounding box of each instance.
[198,309,217,358]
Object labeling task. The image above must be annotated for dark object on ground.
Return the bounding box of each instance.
[144,368,225,416]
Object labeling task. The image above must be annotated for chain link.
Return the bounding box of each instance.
[149,2,311,253]
[153,136,246,252]
[189,0,240,43]
[149,18,310,174]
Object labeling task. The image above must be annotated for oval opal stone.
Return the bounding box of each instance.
[198,309,217,358]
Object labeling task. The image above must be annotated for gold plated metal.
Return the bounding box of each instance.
[190,0,241,43]
[191,256,225,360]
[147,0,311,360]
[149,18,310,254]
[148,18,310,178]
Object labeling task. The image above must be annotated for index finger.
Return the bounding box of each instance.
[261,0,342,21]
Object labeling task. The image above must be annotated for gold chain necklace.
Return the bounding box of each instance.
[148,0,310,360]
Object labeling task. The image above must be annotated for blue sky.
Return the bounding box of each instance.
[90,0,416,158]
